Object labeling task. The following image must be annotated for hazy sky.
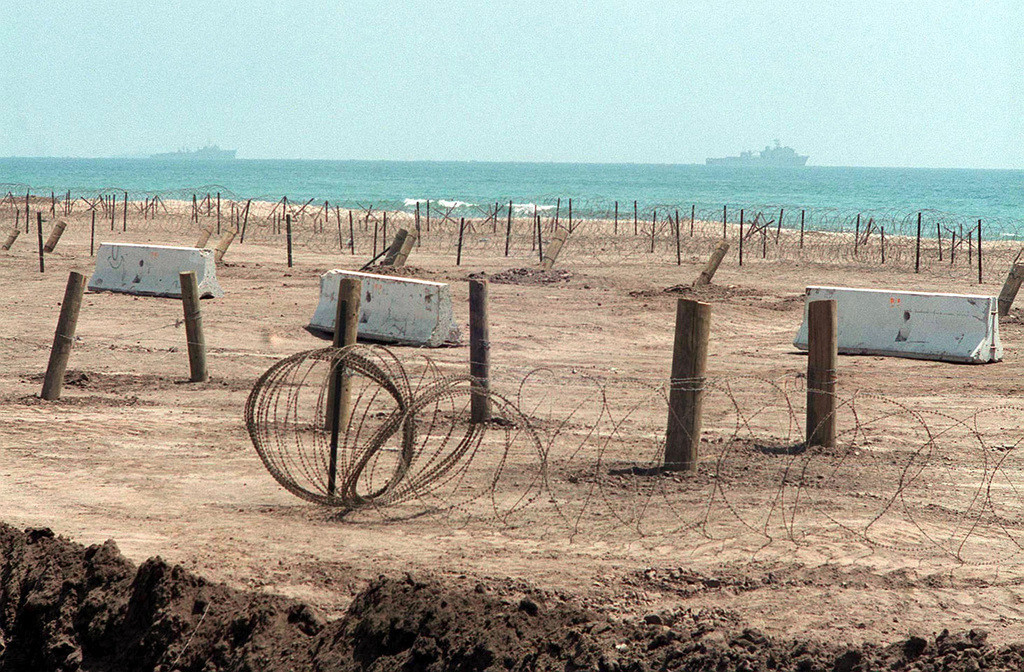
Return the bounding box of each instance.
[1,1,1020,168]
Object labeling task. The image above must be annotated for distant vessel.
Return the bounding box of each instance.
[706,140,808,166]
[150,144,237,161]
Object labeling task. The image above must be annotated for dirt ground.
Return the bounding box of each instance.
[5,210,1024,661]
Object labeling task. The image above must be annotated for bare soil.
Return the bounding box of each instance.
[5,213,1024,668]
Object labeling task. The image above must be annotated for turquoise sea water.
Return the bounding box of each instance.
[1,158,1021,223]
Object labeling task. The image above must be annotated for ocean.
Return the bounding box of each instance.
[1,158,1021,225]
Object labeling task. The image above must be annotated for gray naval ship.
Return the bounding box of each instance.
[150,144,237,160]
[706,140,808,166]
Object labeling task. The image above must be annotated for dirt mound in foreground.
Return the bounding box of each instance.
[3,522,1024,671]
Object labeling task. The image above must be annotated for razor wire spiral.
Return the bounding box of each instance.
[244,345,547,521]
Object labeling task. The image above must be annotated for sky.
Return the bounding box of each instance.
[0,0,1021,168]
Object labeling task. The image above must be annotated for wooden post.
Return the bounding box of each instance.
[950,232,956,265]
[348,211,355,254]
[541,228,567,269]
[881,226,885,264]
[381,228,409,266]
[997,263,1024,316]
[695,242,729,286]
[239,200,251,243]
[40,271,87,400]
[383,211,388,247]
[776,208,784,243]
[214,230,235,263]
[194,225,214,248]
[806,299,837,448]
[327,277,361,496]
[854,214,860,256]
[372,221,378,256]
[393,229,417,267]
[738,210,744,266]
[286,214,293,267]
[555,197,560,229]
[690,204,695,237]
[722,205,727,239]
[936,222,942,261]
[216,192,221,234]
[536,214,543,261]
[36,212,44,273]
[761,218,767,259]
[111,193,116,231]
[800,210,805,248]
[425,199,430,232]
[90,210,95,255]
[505,199,512,257]
[915,212,921,273]
[122,192,127,231]
[614,201,618,235]
[456,217,465,266]
[568,198,572,233]
[43,220,67,253]
[634,200,638,235]
[650,210,656,253]
[25,190,29,233]
[675,209,681,265]
[469,279,490,423]
[179,271,208,383]
[664,299,710,471]
[978,220,983,284]
[3,225,19,250]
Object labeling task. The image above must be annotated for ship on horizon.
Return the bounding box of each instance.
[149,144,237,161]
[706,140,808,166]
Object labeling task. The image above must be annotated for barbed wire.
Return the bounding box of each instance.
[236,344,1024,566]
[2,185,1020,281]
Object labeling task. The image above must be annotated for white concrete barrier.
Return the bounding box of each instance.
[794,286,1001,364]
[310,270,461,347]
[88,243,224,298]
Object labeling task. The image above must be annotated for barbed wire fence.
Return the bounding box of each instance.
[236,343,1024,566]
[2,184,1022,282]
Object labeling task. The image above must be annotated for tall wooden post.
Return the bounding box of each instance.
[650,210,656,253]
[505,199,512,257]
[122,191,127,231]
[286,213,293,267]
[978,220,983,284]
[738,210,744,266]
[614,201,618,235]
[457,217,465,266]
[881,227,885,263]
[664,299,711,471]
[690,204,695,237]
[806,299,837,448]
[722,205,727,239]
[936,222,942,261]
[36,212,44,273]
[674,209,681,265]
[327,277,361,497]
[90,210,95,255]
[915,212,921,273]
[348,211,355,254]
[634,200,638,235]
[41,271,87,400]
[469,279,490,423]
[179,271,208,383]
[800,210,805,248]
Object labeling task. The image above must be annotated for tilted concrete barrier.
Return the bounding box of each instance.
[794,286,1001,364]
[310,270,461,347]
[88,243,224,298]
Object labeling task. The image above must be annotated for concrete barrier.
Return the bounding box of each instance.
[310,270,461,347]
[794,286,1001,364]
[88,243,224,298]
